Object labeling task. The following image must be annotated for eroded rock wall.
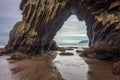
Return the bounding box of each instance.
[6,0,120,57]
[6,0,71,54]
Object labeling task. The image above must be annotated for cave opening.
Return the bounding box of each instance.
[54,15,88,47]
[5,0,120,59]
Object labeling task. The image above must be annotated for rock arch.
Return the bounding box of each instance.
[5,0,120,57]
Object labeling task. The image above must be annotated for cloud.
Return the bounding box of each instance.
[0,0,22,43]
[56,15,87,37]
[54,15,88,44]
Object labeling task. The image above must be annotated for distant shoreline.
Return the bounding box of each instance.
[0,45,5,48]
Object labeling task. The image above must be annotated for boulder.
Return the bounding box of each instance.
[0,48,9,56]
[59,52,74,56]
[11,53,30,60]
[112,62,120,75]
[76,50,83,53]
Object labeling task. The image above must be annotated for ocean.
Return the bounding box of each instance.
[54,36,88,45]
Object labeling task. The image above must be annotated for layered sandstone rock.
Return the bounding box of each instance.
[5,0,120,58]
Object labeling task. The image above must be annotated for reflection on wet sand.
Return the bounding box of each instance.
[53,48,89,80]
[86,58,120,80]
[53,44,120,80]
[0,44,120,80]
[0,56,15,80]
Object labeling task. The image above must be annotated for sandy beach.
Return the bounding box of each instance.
[0,45,120,80]
[0,53,63,80]
[86,58,120,80]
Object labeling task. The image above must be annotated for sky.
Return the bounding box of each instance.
[54,15,88,44]
[0,0,88,45]
[0,0,22,44]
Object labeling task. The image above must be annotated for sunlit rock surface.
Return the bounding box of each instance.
[5,0,120,58]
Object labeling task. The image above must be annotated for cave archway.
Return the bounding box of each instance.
[6,0,120,58]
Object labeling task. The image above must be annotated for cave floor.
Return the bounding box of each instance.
[0,47,120,80]
[0,54,63,80]
[0,56,15,80]
[85,58,120,80]
[53,45,120,80]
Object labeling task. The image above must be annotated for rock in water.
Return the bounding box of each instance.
[0,49,10,56]
[4,0,120,59]
[59,52,74,56]
[11,53,30,60]
[112,62,120,75]
[79,40,89,43]
[76,50,83,53]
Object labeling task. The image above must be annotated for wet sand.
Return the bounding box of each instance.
[53,49,89,80]
[86,58,120,80]
[0,46,120,80]
[53,44,120,80]
[11,53,64,80]
[0,53,63,80]
[0,56,15,80]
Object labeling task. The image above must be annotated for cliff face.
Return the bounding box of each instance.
[5,0,120,57]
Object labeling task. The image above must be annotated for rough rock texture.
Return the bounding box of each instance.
[11,53,30,60]
[5,0,120,57]
[112,61,120,75]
